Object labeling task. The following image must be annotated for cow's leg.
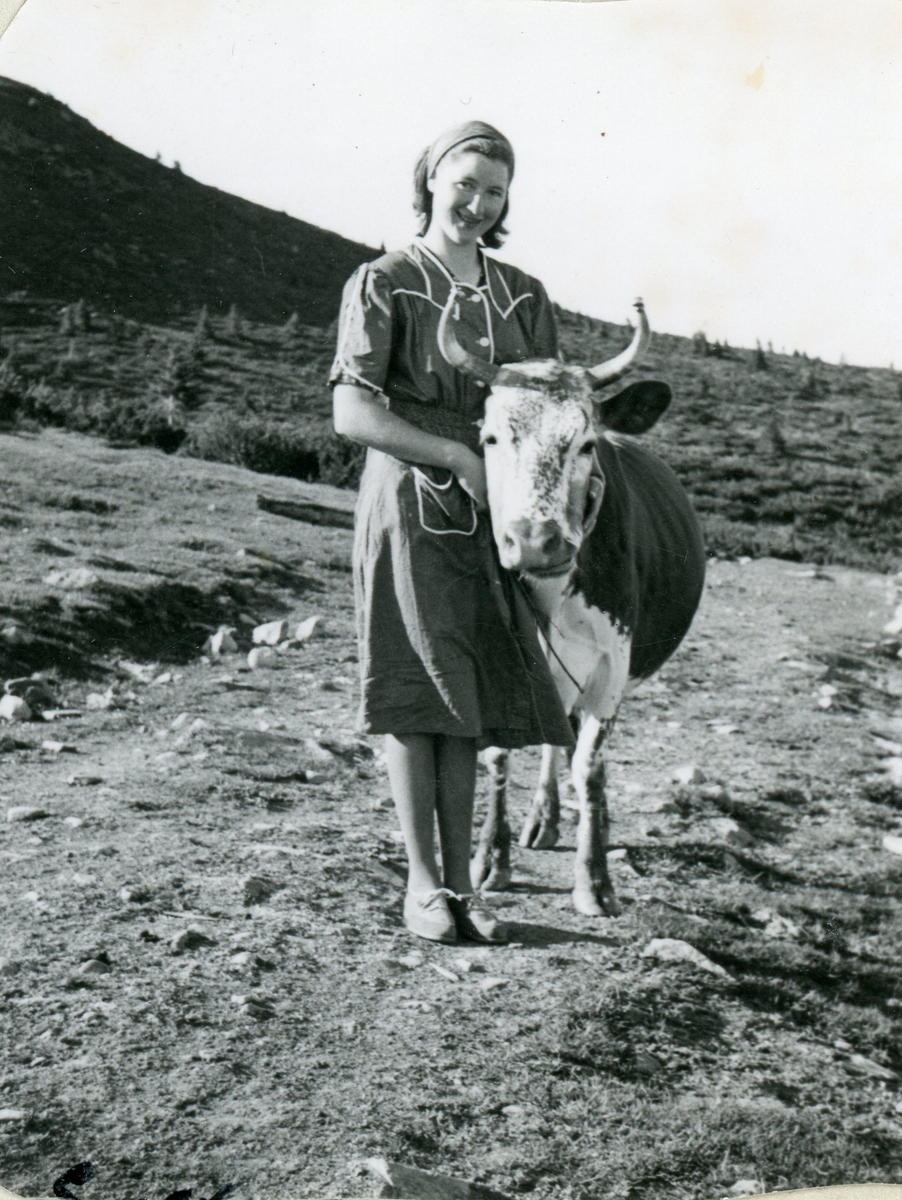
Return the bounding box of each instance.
[519,744,561,849]
[470,747,513,891]
[571,715,622,917]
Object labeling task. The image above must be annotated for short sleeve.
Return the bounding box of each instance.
[529,279,559,361]
[328,263,394,394]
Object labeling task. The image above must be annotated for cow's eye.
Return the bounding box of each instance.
[578,441,596,455]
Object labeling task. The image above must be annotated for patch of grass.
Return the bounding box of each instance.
[2,286,901,569]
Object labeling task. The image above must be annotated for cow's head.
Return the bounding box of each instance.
[439,297,671,577]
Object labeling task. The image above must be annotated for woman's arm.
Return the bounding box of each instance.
[333,383,486,508]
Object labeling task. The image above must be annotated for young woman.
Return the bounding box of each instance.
[330,120,573,945]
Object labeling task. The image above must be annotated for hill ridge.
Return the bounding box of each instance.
[0,74,378,325]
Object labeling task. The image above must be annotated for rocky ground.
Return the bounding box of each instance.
[0,429,901,1200]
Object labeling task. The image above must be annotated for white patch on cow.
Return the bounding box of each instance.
[527,577,631,720]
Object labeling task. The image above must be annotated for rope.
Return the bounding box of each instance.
[512,573,584,695]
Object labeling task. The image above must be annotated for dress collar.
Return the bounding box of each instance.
[413,239,488,291]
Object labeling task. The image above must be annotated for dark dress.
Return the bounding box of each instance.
[329,240,574,750]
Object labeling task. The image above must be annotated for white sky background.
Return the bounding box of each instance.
[1,0,901,367]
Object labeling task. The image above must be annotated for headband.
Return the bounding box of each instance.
[425,121,515,179]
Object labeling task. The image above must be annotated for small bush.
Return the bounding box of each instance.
[224,304,241,338]
[72,298,91,333]
[182,410,365,485]
[183,411,318,478]
[193,305,210,342]
[102,392,187,453]
[159,344,204,410]
[0,361,26,423]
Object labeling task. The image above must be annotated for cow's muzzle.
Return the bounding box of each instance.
[499,519,575,575]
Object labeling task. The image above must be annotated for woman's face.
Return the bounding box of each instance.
[427,150,510,247]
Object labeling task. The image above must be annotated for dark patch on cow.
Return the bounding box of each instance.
[576,435,706,679]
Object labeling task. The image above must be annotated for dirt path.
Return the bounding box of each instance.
[1,431,901,1200]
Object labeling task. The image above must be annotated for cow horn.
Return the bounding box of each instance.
[437,289,500,386]
[588,299,650,388]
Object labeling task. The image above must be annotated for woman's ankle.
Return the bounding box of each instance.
[406,871,444,895]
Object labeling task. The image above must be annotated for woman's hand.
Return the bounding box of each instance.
[333,386,489,510]
[449,445,488,511]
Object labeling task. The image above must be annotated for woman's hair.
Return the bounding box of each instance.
[413,136,514,250]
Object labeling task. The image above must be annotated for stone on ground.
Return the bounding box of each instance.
[641,937,729,977]
[365,1157,512,1200]
[242,875,283,905]
[844,1053,897,1081]
[5,677,61,712]
[205,626,238,656]
[6,806,49,823]
[0,695,32,722]
[883,758,902,786]
[671,762,705,785]
[247,646,281,669]
[44,567,99,590]
[170,928,217,953]
[78,958,112,975]
[295,615,321,642]
[252,619,288,646]
[728,1180,765,1197]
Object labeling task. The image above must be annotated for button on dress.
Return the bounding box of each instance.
[329,241,574,750]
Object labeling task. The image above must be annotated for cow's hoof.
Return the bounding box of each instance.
[519,819,559,849]
[481,864,512,892]
[572,884,621,918]
[572,885,606,917]
[532,822,560,850]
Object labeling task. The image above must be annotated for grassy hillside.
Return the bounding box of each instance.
[2,296,901,571]
[561,317,902,573]
[0,76,377,324]
[1,74,899,571]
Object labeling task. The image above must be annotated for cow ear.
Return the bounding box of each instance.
[595,380,672,434]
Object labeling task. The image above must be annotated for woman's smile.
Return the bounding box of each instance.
[427,151,510,247]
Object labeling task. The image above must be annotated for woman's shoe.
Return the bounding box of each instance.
[403,888,457,943]
[448,893,509,944]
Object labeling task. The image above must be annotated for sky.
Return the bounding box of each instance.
[1,0,901,367]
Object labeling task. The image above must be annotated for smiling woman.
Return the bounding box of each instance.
[330,121,573,948]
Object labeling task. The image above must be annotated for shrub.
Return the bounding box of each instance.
[102,391,187,453]
[181,410,365,486]
[0,361,26,423]
[317,433,366,487]
[159,344,204,410]
[193,305,210,342]
[224,304,241,338]
[183,411,317,478]
[71,298,90,333]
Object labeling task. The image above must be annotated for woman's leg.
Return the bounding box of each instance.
[384,733,442,894]
[435,735,508,943]
[434,735,477,895]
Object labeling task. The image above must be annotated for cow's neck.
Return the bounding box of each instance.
[520,570,574,623]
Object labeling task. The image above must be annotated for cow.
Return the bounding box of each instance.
[438,297,706,917]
